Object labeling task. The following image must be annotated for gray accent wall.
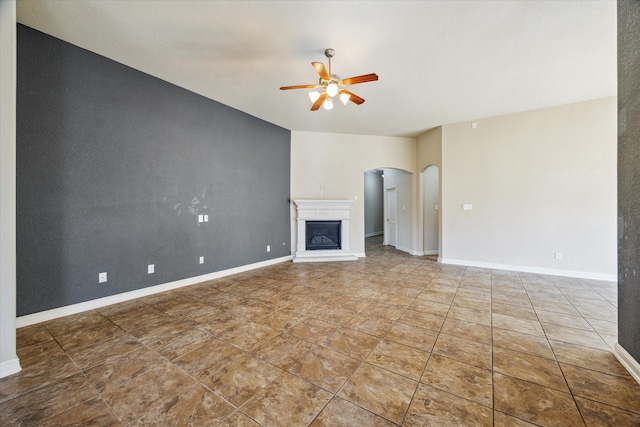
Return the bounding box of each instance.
[618,1,640,364]
[16,25,291,316]
[364,170,383,236]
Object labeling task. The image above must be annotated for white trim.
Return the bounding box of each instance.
[439,258,617,282]
[0,358,21,378]
[364,231,383,238]
[354,252,366,258]
[396,245,413,255]
[613,343,640,385]
[16,255,292,328]
[423,250,439,255]
[414,251,425,256]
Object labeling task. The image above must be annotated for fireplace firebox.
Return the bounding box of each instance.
[306,221,341,250]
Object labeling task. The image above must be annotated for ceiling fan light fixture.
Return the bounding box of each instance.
[326,83,339,97]
[309,91,321,103]
[340,92,351,105]
[323,98,334,110]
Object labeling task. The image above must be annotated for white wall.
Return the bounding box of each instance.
[290,131,417,256]
[364,170,384,236]
[440,97,617,279]
[0,0,21,378]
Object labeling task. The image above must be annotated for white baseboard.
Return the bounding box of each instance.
[0,358,22,379]
[364,231,383,238]
[613,343,640,385]
[423,250,439,256]
[16,255,292,328]
[396,245,413,255]
[354,252,366,258]
[439,258,616,282]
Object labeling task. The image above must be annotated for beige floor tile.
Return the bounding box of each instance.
[492,313,545,337]
[575,396,640,426]
[242,372,332,427]
[338,362,418,425]
[432,333,492,370]
[345,313,395,337]
[447,305,492,326]
[542,323,610,351]
[404,383,493,427]
[289,345,360,393]
[132,383,235,426]
[216,321,281,352]
[549,340,630,378]
[172,338,243,377]
[310,396,395,426]
[16,324,55,349]
[320,327,380,360]
[492,411,539,426]
[491,302,537,320]
[493,346,569,392]
[421,354,493,407]
[252,333,316,370]
[198,353,282,406]
[384,321,439,352]
[493,372,584,426]
[84,346,167,393]
[0,353,80,403]
[15,339,65,369]
[2,237,626,426]
[535,309,594,331]
[440,317,492,345]
[398,309,445,331]
[561,363,640,414]
[492,328,556,360]
[38,396,122,427]
[365,339,430,380]
[101,364,195,424]
[0,374,99,426]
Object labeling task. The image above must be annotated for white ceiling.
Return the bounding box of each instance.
[17,0,616,137]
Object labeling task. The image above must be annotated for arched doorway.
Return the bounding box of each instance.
[364,168,413,255]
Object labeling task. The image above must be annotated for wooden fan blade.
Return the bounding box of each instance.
[340,73,379,86]
[312,62,331,80]
[311,93,327,111]
[280,84,317,90]
[339,89,365,105]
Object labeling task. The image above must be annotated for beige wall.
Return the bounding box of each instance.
[440,97,617,278]
[290,131,417,256]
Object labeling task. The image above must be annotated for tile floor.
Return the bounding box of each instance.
[2,236,640,426]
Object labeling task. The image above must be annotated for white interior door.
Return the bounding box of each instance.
[386,188,397,247]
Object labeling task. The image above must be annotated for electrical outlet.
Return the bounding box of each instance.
[199,256,204,264]
[148,264,154,274]
[267,245,271,252]
[204,214,209,222]
[555,252,562,260]
[198,214,204,223]
[98,272,107,283]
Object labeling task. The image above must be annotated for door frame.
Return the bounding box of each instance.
[384,186,397,247]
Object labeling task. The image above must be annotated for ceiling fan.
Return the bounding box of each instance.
[280,48,379,111]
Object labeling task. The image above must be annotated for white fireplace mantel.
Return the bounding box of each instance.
[293,199,358,263]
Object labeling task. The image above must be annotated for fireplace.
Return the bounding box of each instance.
[293,199,358,262]
[306,221,341,250]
